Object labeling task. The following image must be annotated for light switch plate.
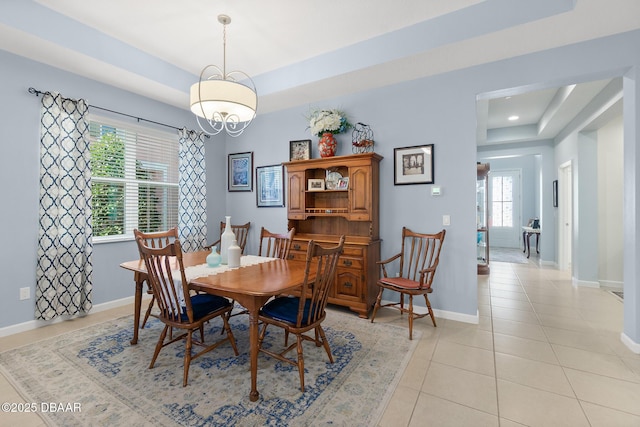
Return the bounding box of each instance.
[443,215,450,226]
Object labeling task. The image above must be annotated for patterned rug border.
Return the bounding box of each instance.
[0,308,419,427]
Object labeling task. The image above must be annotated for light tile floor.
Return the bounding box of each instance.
[377,259,640,427]
[1,259,639,426]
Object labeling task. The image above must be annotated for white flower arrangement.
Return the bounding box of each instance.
[308,109,352,137]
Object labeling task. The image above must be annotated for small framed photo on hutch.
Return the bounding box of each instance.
[228,152,253,192]
[289,139,311,161]
[308,178,325,191]
[337,177,349,190]
[256,164,285,207]
[394,144,434,185]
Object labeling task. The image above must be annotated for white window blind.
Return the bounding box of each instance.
[89,116,179,241]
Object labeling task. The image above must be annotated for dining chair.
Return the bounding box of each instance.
[225,227,297,320]
[258,226,295,259]
[136,236,239,386]
[370,227,446,340]
[134,227,179,329]
[204,221,251,254]
[257,236,345,392]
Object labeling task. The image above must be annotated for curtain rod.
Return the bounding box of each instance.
[27,87,208,138]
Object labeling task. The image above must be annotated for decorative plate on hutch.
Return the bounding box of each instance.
[325,171,342,190]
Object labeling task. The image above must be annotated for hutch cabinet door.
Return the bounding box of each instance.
[349,165,371,220]
[288,170,305,218]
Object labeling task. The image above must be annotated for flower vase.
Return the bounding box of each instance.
[220,215,235,265]
[318,132,337,157]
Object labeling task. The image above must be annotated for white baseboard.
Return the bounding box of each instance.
[621,332,640,354]
[0,296,136,338]
[599,280,623,290]
[380,299,479,325]
[572,278,601,288]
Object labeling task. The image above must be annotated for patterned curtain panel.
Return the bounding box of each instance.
[178,128,207,252]
[36,92,93,320]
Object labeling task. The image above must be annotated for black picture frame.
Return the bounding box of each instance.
[228,152,253,192]
[553,179,558,207]
[394,144,434,185]
[289,139,311,161]
[256,164,285,207]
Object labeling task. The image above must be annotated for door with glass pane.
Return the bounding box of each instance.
[489,170,521,248]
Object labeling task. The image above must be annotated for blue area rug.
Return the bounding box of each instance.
[0,308,417,426]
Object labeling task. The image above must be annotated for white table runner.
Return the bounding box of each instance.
[170,255,277,309]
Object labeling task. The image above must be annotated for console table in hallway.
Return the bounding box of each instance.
[522,226,540,258]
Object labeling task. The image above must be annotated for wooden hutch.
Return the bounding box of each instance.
[283,152,382,318]
[477,162,490,274]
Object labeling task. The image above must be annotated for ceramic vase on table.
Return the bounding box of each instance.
[220,215,236,265]
[206,246,221,267]
[227,239,241,268]
[318,132,337,157]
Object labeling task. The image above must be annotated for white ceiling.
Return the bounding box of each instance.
[1,0,637,145]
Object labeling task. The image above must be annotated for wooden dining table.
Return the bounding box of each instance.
[120,251,311,402]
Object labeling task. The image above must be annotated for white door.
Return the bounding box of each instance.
[489,169,521,248]
[559,162,573,271]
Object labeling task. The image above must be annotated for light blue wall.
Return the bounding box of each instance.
[2,29,640,348]
[0,50,222,328]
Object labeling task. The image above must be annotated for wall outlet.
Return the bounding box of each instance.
[19,287,30,300]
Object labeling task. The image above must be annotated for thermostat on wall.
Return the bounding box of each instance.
[431,186,442,196]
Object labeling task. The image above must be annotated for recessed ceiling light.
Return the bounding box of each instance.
[508,115,519,121]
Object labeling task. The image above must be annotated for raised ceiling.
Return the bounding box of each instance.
[0,0,637,144]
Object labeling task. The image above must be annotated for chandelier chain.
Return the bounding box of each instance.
[222,21,227,77]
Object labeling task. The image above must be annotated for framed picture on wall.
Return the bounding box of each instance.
[394,144,434,185]
[228,152,253,192]
[256,164,285,207]
[289,139,311,161]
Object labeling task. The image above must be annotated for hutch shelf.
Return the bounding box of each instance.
[283,152,382,318]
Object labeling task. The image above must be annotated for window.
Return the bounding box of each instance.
[491,175,513,227]
[89,117,179,241]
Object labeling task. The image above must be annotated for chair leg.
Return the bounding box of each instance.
[317,326,334,363]
[183,330,193,387]
[258,322,269,348]
[284,330,290,346]
[408,295,414,340]
[424,294,437,327]
[222,313,239,356]
[296,335,305,392]
[370,287,383,323]
[149,324,169,369]
[141,295,155,328]
[221,302,233,335]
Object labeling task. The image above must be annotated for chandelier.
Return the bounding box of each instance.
[190,15,257,137]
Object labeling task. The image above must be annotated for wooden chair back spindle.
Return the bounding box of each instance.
[258,227,295,259]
